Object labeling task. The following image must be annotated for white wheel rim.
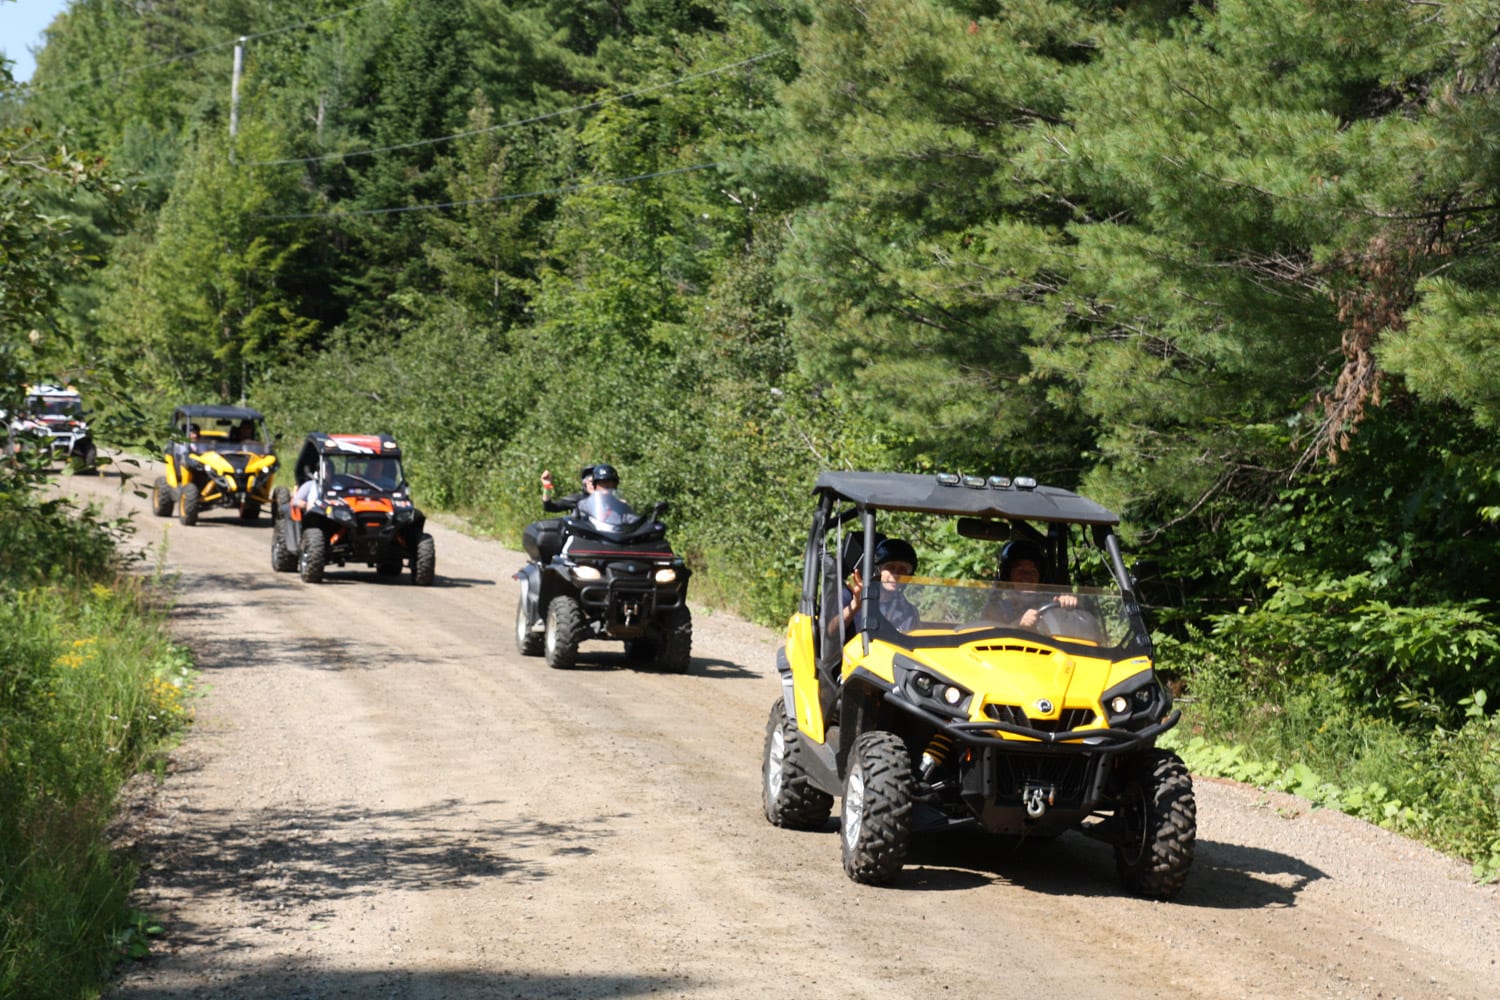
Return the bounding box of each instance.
[844,769,866,849]
[767,729,786,800]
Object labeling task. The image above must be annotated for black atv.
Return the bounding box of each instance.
[514,490,692,672]
[271,432,435,585]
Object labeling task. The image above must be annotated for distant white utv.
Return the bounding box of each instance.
[4,384,98,473]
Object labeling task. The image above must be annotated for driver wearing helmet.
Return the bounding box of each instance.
[990,538,1077,629]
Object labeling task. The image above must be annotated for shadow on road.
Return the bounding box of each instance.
[547,647,758,680]
[108,967,686,999]
[107,795,654,998]
[857,826,1328,908]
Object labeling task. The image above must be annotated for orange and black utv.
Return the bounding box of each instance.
[270,432,434,585]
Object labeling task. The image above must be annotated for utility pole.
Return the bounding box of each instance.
[229,37,246,154]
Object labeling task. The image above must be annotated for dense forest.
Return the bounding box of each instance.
[4,0,1499,872]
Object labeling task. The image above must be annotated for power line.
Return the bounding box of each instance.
[28,1,386,97]
[264,162,724,220]
[241,51,780,168]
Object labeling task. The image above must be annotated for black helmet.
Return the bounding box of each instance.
[999,538,1043,580]
[590,463,619,487]
[874,537,918,574]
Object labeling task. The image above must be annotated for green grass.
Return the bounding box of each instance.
[1,576,195,999]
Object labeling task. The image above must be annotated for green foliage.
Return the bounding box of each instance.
[94,119,321,402]
[1165,693,1500,882]
[0,580,196,998]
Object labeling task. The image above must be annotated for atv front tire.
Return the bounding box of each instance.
[544,595,585,670]
[515,593,543,657]
[412,534,436,586]
[841,730,914,885]
[152,477,175,517]
[177,482,200,526]
[656,606,693,674]
[1113,749,1196,900]
[762,698,833,830]
[299,527,327,584]
[71,440,98,475]
[271,520,298,573]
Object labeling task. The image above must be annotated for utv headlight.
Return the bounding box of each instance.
[393,507,415,525]
[654,568,677,583]
[574,565,603,581]
[330,504,356,522]
[1101,672,1169,726]
[894,654,972,716]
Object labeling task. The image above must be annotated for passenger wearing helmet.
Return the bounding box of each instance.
[989,538,1077,629]
[589,463,620,493]
[832,536,921,636]
[540,462,616,512]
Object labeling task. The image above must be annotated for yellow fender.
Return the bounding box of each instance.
[783,613,827,744]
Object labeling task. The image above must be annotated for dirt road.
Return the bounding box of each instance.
[64,464,1499,1000]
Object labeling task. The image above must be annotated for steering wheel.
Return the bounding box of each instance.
[1031,600,1062,617]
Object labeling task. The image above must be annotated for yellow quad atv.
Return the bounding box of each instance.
[150,405,278,525]
[761,471,1195,898]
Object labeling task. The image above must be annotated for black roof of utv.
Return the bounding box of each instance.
[813,471,1119,526]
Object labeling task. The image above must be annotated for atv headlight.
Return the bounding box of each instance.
[574,565,602,581]
[1101,671,1169,728]
[893,654,973,717]
[654,568,677,583]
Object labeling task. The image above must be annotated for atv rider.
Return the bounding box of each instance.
[831,536,921,637]
[541,463,619,512]
[988,538,1077,629]
[541,464,596,512]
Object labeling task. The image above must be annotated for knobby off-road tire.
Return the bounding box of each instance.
[177,482,200,526]
[411,534,436,586]
[841,730,914,885]
[544,595,585,670]
[515,592,543,657]
[71,440,98,475]
[151,476,175,517]
[1113,748,1196,900]
[299,527,328,584]
[655,606,693,674]
[762,698,833,830]
[270,519,298,573]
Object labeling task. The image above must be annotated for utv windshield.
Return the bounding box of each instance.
[872,576,1134,649]
[576,491,639,532]
[29,395,82,418]
[325,455,404,493]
